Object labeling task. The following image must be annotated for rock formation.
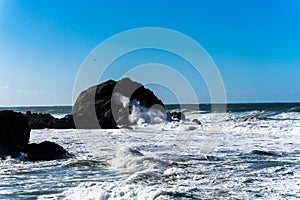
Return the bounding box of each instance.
[26,111,75,129]
[25,141,71,161]
[0,110,70,161]
[23,78,184,130]
[73,78,165,128]
[0,110,30,158]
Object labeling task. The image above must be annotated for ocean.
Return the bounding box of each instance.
[0,103,300,199]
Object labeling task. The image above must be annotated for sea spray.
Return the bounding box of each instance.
[113,93,167,125]
[128,100,166,125]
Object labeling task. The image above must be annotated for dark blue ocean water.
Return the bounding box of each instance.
[1,103,300,116]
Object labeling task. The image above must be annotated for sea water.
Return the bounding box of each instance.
[0,103,300,199]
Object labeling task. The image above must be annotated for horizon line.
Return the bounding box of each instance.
[1,101,300,108]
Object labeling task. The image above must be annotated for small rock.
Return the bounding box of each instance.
[25,141,71,161]
[168,111,185,121]
[192,119,201,125]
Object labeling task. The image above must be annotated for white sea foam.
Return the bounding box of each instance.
[52,114,67,119]
[113,92,167,125]
[128,100,166,125]
[56,181,177,200]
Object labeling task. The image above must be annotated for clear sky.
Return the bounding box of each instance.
[0,0,299,106]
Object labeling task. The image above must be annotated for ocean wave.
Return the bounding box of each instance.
[62,159,109,168]
[109,147,171,174]
[286,106,300,113]
[250,150,280,157]
[248,160,295,169]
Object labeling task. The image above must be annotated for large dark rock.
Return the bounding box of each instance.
[0,110,30,158]
[73,78,165,128]
[24,141,70,161]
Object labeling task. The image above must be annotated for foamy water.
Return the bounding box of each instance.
[1,109,300,199]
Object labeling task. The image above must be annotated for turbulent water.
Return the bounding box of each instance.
[1,103,300,199]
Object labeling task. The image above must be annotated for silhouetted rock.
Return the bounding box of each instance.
[27,111,56,129]
[0,110,30,158]
[25,141,70,161]
[73,78,165,128]
[26,112,75,129]
[53,114,75,129]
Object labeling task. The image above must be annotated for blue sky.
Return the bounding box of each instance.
[0,0,300,106]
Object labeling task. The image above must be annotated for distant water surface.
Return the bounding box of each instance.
[1,102,300,115]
